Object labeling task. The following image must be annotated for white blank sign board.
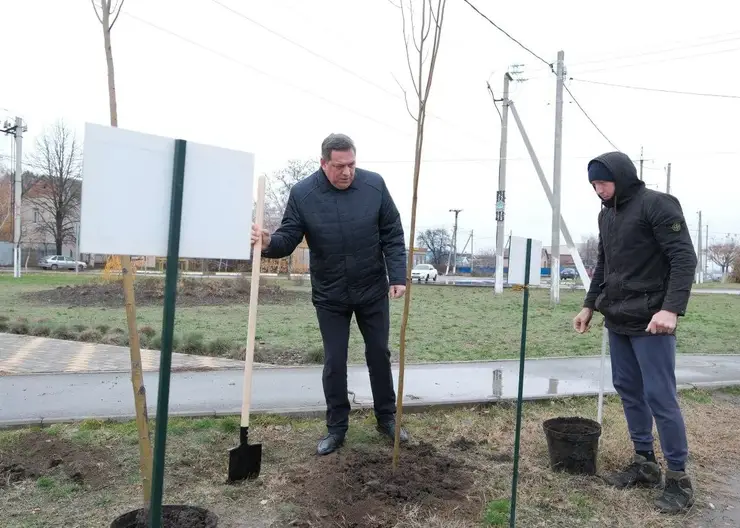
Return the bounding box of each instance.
[79,123,254,259]
[508,236,542,286]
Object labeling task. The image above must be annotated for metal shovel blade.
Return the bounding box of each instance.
[227,427,262,482]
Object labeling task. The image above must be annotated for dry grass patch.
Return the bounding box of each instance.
[1,389,740,527]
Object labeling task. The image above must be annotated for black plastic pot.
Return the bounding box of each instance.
[111,505,218,528]
[542,416,601,475]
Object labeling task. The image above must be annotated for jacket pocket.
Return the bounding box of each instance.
[619,279,666,322]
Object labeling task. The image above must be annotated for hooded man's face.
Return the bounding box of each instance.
[592,180,616,201]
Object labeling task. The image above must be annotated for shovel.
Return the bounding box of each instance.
[228,174,266,482]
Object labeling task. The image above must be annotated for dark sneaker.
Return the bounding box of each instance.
[602,454,662,489]
[654,470,694,514]
[376,420,409,443]
[316,433,344,456]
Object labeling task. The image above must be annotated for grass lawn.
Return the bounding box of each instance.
[1,273,739,365]
[2,388,740,527]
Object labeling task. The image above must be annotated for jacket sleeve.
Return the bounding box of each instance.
[378,181,407,286]
[262,188,305,260]
[647,194,697,315]
[583,233,605,310]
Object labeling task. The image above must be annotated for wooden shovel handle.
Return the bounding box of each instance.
[241,174,265,427]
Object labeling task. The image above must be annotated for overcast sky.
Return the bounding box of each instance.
[2,0,739,254]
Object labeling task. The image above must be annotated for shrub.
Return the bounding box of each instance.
[179,332,205,354]
[10,319,30,335]
[207,338,233,357]
[79,329,103,342]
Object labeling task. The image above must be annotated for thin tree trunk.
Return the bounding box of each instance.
[99,0,153,503]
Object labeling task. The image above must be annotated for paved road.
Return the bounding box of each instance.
[3,354,739,427]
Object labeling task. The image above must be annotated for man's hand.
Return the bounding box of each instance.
[389,285,406,299]
[646,310,678,334]
[251,223,270,248]
[573,308,594,334]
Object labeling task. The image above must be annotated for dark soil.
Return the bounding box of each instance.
[543,416,601,437]
[21,277,309,308]
[0,431,114,488]
[448,436,477,451]
[111,505,218,528]
[285,442,478,528]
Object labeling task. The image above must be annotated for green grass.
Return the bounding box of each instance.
[1,273,740,364]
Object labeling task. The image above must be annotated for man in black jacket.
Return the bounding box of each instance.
[251,133,409,455]
[573,151,697,514]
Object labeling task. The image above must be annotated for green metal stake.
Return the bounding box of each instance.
[509,238,532,528]
[149,139,187,528]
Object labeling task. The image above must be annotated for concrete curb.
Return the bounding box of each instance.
[2,380,738,430]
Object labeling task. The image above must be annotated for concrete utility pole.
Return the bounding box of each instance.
[639,146,644,181]
[470,230,474,274]
[551,50,565,305]
[450,209,462,274]
[705,224,709,274]
[495,72,513,294]
[696,211,703,283]
[3,117,25,278]
[666,163,672,194]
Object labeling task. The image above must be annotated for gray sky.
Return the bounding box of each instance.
[2,0,739,253]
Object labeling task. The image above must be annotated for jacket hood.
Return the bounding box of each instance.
[588,151,644,207]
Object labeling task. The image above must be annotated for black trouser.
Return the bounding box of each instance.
[315,295,396,435]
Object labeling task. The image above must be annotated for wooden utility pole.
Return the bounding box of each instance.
[550,50,565,305]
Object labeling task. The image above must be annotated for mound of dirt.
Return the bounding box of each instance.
[0,431,114,488]
[21,277,309,308]
[285,442,477,527]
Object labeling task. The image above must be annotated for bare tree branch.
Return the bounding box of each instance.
[110,0,125,29]
[91,0,103,23]
[392,74,417,121]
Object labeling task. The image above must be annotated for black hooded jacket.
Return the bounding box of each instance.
[262,168,406,307]
[583,152,698,335]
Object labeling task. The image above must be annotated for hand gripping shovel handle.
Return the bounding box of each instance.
[242,174,266,430]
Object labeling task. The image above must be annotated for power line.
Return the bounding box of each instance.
[562,84,619,150]
[460,0,552,69]
[208,0,495,150]
[461,0,620,150]
[120,12,411,137]
[570,78,740,100]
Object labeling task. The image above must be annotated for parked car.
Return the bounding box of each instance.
[560,267,578,280]
[410,263,438,283]
[38,255,87,271]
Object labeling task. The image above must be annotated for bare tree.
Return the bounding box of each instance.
[92,0,154,506]
[578,234,599,269]
[389,0,448,472]
[265,159,318,231]
[417,228,450,268]
[26,122,82,255]
[708,238,740,278]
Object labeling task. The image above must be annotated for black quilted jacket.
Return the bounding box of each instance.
[262,168,407,306]
[583,152,697,335]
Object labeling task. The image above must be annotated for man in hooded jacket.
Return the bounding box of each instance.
[573,151,698,514]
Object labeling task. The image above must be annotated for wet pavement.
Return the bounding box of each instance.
[2,354,740,427]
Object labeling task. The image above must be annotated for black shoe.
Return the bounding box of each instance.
[654,470,695,514]
[316,433,344,456]
[376,420,409,443]
[602,454,663,489]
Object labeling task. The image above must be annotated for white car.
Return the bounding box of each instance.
[411,263,438,283]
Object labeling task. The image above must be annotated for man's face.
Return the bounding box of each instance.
[321,149,356,190]
[592,180,615,201]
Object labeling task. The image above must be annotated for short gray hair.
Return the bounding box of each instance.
[321,133,356,161]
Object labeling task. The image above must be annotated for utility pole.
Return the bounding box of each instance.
[639,146,644,181]
[551,50,565,305]
[495,72,513,294]
[666,163,672,194]
[445,209,462,275]
[705,224,709,274]
[470,230,474,274]
[696,211,703,284]
[2,117,25,278]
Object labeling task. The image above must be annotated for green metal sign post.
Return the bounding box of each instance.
[509,237,532,528]
[148,139,188,528]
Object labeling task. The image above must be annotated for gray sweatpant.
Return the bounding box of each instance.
[608,331,689,472]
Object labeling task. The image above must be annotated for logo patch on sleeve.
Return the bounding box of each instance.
[671,222,681,232]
